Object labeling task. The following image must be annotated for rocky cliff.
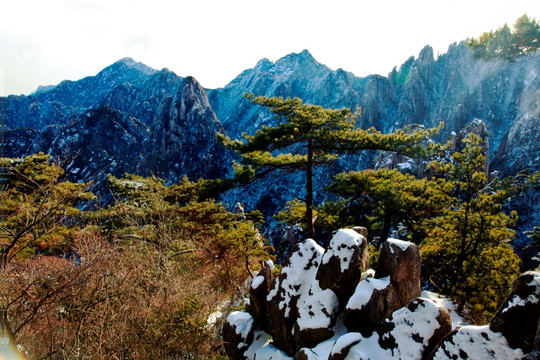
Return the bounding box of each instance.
[2,60,229,196]
[207,45,540,245]
[207,45,540,177]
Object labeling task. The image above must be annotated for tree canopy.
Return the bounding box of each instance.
[467,14,540,61]
[0,155,273,358]
[322,134,522,320]
[218,94,440,239]
[0,153,94,262]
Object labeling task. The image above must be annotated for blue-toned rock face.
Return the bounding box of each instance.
[1,64,230,198]
[2,45,539,245]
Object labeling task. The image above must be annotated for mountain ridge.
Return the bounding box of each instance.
[1,43,539,247]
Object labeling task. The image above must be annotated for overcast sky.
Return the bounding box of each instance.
[1,0,539,96]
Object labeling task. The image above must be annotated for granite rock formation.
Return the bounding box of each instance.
[223,229,540,359]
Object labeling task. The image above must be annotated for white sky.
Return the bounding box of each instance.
[1,0,539,96]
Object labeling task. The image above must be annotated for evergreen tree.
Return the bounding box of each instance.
[324,134,522,320]
[218,94,439,239]
[0,153,94,345]
[0,153,94,261]
[467,14,540,61]
[422,134,521,320]
[325,168,451,245]
[101,173,271,289]
[1,158,272,358]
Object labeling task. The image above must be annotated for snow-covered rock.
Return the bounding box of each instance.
[343,238,421,334]
[316,228,369,304]
[266,239,339,356]
[248,261,275,331]
[489,271,540,353]
[377,239,422,305]
[430,271,540,359]
[430,326,524,360]
[421,291,468,329]
[223,232,540,359]
[333,298,451,360]
[223,311,256,359]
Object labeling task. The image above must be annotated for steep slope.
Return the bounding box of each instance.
[207,50,367,139]
[139,76,229,182]
[207,45,539,246]
[1,58,157,130]
[208,45,540,177]
[2,62,229,196]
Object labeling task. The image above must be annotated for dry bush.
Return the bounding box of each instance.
[9,228,236,359]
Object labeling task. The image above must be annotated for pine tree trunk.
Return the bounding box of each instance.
[380,212,392,244]
[306,138,314,239]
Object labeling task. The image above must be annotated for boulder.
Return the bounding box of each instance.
[377,238,422,307]
[343,276,398,335]
[489,271,540,353]
[293,348,319,360]
[328,333,363,360]
[352,226,368,239]
[266,239,339,356]
[429,325,524,360]
[223,311,255,360]
[243,331,292,360]
[335,298,452,360]
[374,298,451,360]
[343,238,421,333]
[247,261,275,331]
[316,229,370,305]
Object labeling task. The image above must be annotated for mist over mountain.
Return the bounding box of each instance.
[1,42,539,246]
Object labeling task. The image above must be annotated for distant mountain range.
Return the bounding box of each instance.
[1,42,539,247]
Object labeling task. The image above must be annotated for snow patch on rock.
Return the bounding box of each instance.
[321,228,364,272]
[432,325,524,360]
[387,238,413,253]
[226,311,254,339]
[245,331,292,360]
[267,239,326,317]
[421,290,468,329]
[502,272,540,313]
[346,276,391,310]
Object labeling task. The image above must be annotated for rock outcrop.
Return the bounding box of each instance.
[247,261,274,332]
[331,298,451,360]
[3,72,230,198]
[316,228,369,305]
[429,272,540,359]
[489,272,540,353]
[343,238,422,335]
[264,239,339,356]
[223,229,540,359]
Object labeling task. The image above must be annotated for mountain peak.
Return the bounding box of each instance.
[299,49,314,58]
[280,49,317,64]
[112,57,157,75]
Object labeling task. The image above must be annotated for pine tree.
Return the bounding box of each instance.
[0,153,94,261]
[422,134,521,319]
[324,134,523,320]
[467,14,540,61]
[325,168,451,245]
[218,94,439,239]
